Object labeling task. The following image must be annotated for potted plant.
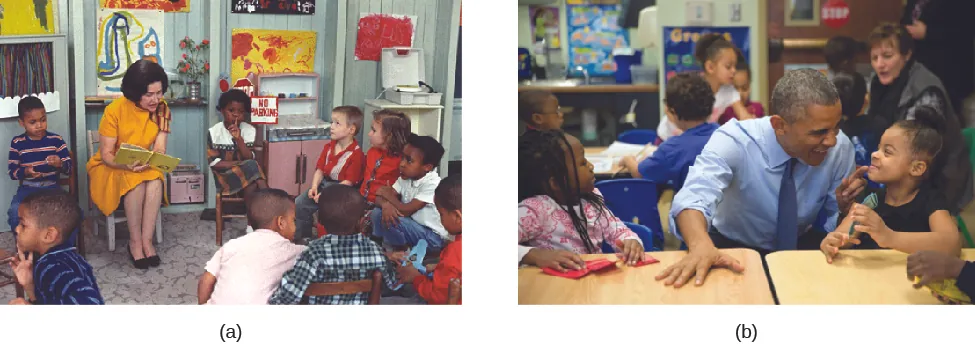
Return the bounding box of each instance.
[176,36,210,102]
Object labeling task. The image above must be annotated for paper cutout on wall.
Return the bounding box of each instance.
[0,0,56,35]
[95,9,165,96]
[354,13,417,61]
[231,0,315,15]
[100,0,189,13]
[230,29,316,83]
[0,91,60,119]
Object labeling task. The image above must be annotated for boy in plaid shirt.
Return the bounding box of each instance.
[269,184,398,304]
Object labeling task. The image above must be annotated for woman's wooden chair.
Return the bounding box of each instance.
[87,130,163,252]
[214,141,267,246]
[447,278,462,305]
[300,270,383,304]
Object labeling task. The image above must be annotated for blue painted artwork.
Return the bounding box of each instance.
[566,3,628,77]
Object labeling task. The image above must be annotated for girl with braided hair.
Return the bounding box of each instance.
[518,130,645,272]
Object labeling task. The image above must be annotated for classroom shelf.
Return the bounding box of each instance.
[84,96,208,108]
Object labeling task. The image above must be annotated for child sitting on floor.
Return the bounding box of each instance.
[207,89,268,233]
[269,184,398,305]
[518,130,645,272]
[618,72,719,192]
[821,106,960,263]
[198,188,306,304]
[361,110,410,205]
[7,96,75,246]
[519,90,563,133]
[395,173,462,304]
[8,189,102,305]
[295,106,365,242]
[372,134,449,254]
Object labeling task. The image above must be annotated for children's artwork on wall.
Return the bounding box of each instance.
[529,6,560,49]
[100,0,189,13]
[231,0,315,15]
[230,29,316,83]
[354,13,417,61]
[566,3,628,77]
[0,0,56,35]
[95,9,165,96]
[662,26,750,80]
[0,92,59,119]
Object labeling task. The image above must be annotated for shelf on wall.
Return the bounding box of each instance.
[84,96,208,108]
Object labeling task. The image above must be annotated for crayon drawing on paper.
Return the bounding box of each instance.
[100,0,189,13]
[95,9,165,96]
[354,13,417,61]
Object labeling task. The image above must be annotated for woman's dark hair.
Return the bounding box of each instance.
[694,33,737,67]
[832,71,867,118]
[894,105,944,163]
[867,23,914,56]
[664,72,715,122]
[519,129,605,253]
[824,36,861,71]
[519,90,554,123]
[216,89,252,122]
[374,109,410,156]
[121,59,169,104]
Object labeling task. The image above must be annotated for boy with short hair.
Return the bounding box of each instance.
[618,72,719,192]
[371,134,448,253]
[198,188,306,304]
[8,189,102,305]
[395,173,462,305]
[7,96,74,245]
[295,106,366,242]
[269,184,398,305]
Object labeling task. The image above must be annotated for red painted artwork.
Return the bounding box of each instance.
[100,0,190,12]
[354,13,415,61]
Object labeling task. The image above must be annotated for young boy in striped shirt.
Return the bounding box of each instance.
[8,189,103,305]
[7,96,74,245]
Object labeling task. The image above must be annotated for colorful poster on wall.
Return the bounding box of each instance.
[100,0,189,12]
[230,29,316,83]
[529,6,560,49]
[354,13,417,61]
[566,3,628,77]
[231,0,315,15]
[96,9,165,96]
[662,26,750,81]
[0,0,56,35]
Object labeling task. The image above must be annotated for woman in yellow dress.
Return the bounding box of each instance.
[88,60,171,269]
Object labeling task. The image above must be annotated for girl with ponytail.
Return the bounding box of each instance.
[820,105,961,262]
[518,129,645,271]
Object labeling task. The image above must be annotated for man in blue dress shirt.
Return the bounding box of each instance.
[656,69,867,288]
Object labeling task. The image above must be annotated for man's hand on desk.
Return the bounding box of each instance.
[655,245,744,287]
[907,250,966,287]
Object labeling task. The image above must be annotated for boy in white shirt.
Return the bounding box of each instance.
[371,134,448,254]
[198,188,306,304]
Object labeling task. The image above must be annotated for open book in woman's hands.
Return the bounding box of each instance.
[115,143,181,173]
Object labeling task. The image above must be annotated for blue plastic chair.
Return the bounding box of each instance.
[601,222,663,253]
[617,129,657,145]
[595,179,664,250]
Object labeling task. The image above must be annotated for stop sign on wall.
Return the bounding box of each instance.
[822,0,850,29]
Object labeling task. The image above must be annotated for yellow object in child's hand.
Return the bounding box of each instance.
[915,276,972,304]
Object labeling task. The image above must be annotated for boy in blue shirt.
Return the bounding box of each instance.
[8,189,103,305]
[619,72,719,192]
[7,96,75,245]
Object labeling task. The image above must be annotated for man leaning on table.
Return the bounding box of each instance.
[908,250,975,297]
[656,69,866,288]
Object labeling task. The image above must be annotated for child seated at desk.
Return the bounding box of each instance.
[8,190,102,305]
[717,58,765,125]
[519,90,563,133]
[518,129,645,272]
[617,72,718,192]
[821,106,960,263]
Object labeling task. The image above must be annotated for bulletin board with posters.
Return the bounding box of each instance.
[661,26,750,81]
[566,1,629,77]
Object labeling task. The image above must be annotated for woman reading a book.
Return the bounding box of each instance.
[87,60,172,269]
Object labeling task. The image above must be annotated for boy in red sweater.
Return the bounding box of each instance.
[395,173,461,305]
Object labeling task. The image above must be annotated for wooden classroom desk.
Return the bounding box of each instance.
[766,249,975,304]
[585,144,657,178]
[518,248,774,304]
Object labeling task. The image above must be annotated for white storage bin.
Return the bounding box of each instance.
[381,48,442,105]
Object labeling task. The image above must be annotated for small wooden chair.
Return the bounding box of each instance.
[300,270,383,305]
[214,141,267,246]
[447,278,462,305]
[87,130,163,251]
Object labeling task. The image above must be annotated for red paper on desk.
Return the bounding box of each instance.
[632,254,660,267]
[541,258,618,279]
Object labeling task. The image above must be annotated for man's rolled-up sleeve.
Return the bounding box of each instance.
[668,132,740,242]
